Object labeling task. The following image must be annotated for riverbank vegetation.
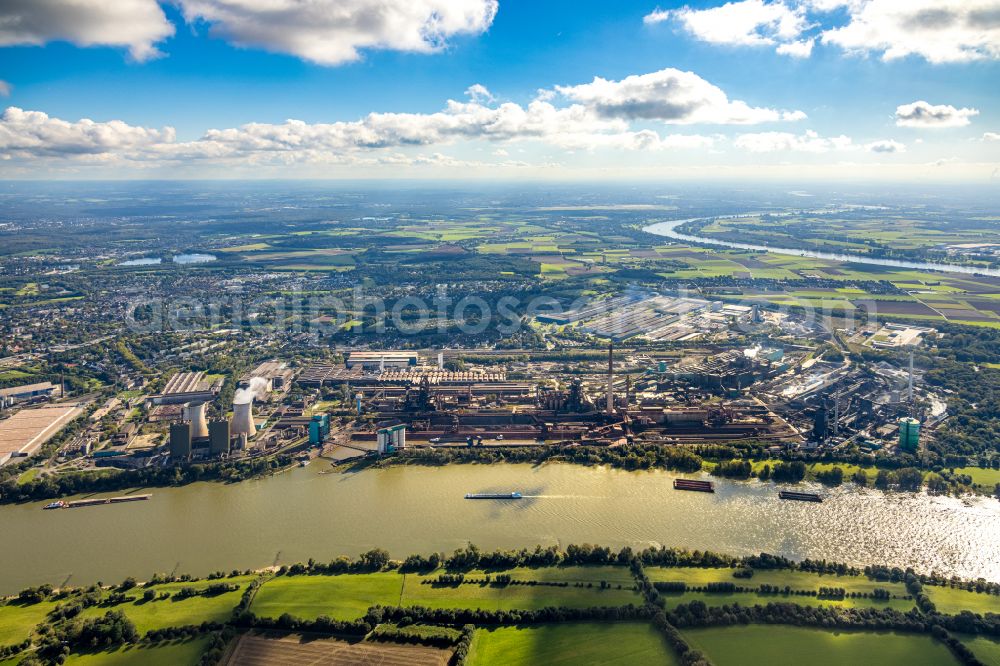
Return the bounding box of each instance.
[0,454,296,505]
[4,544,1000,665]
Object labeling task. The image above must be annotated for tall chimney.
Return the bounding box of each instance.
[606,341,614,415]
[908,350,914,402]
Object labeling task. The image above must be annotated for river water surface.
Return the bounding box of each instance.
[644,217,1000,278]
[2,464,998,593]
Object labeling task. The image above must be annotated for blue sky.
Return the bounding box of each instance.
[0,0,998,180]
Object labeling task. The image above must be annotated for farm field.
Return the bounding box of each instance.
[250,572,403,621]
[403,575,640,611]
[688,212,1000,256]
[226,632,452,666]
[683,625,958,666]
[63,638,210,666]
[646,566,908,595]
[467,622,677,666]
[646,566,913,610]
[659,590,913,611]
[926,585,1000,615]
[250,567,641,620]
[75,577,254,635]
[959,635,1000,666]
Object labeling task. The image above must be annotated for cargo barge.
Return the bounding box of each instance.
[778,490,823,503]
[673,479,715,493]
[465,492,523,500]
[43,494,152,509]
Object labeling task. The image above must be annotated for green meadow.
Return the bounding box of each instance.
[684,625,957,666]
[468,622,677,666]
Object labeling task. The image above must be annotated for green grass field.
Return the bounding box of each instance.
[659,590,913,611]
[926,586,1000,615]
[645,567,913,611]
[403,576,640,612]
[959,635,1000,666]
[468,623,677,666]
[684,625,957,666]
[646,566,909,596]
[251,568,642,620]
[77,577,253,635]
[0,600,58,645]
[250,572,403,621]
[64,637,209,666]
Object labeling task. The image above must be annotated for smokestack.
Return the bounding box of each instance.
[908,350,914,402]
[184,401,209,439]
[606,341,614,415]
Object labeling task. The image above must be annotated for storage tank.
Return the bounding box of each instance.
[231,399,255,436]
[183,401,209,439]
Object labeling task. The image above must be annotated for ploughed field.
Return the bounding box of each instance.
[226,632,453,666]
[5,562,1000,665]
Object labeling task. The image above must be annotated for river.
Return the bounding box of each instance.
[2,463,999,594]
[643,217,1000,278]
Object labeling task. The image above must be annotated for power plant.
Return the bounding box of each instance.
[208,419,231,456]
[169,422,192,461]
[231,400,255,436]
[183,401,209,439]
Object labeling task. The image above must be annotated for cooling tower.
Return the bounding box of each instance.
[231,399,255,436]
[183,401,209,439]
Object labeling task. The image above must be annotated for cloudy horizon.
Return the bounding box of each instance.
[0,0,997,181]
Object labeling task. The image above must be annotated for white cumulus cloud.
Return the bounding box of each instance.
[0,107,174,158]
[822,0,1000,64]
[648,0,1000,64]
[0,0,174,61]
[177,0,498,65]
[895,101,979,128]
[649,0,809,49]
[554,68,805,124]
[984,132,1000,141]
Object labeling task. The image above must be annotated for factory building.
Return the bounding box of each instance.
[0,382,61,408]
[346,351,418,369]
[240,360,294,393]
[0,404,81,466]
[148,372,222,405]
[169,422,192,462]
[208,419,231,456]
[898,417,920,451]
